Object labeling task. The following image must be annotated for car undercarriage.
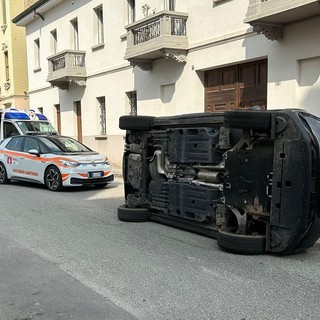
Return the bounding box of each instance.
[118,109,320,254]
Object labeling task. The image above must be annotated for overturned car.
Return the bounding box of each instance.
[118,109,320,254]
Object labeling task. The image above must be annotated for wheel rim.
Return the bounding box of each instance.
[46,167,60,190]
[0,164,5,183]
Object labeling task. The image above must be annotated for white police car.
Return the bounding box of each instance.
[0,134,114,191]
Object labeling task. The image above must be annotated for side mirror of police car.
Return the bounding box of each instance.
[28,149,40,157]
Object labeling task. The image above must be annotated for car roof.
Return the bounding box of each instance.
[13,134,69,139]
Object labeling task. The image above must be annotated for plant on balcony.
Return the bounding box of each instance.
[142,4,151,17]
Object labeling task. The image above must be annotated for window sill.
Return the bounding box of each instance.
[91,43,105,51]
[33,67,42,73]
[94,135,108,140]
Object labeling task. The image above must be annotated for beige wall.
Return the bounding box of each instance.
[0,0,29,109]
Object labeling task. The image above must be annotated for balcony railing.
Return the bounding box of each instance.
[125,10,189,70]
[245,0,320,40]
[133,16,187,45]
[47,50,86,90]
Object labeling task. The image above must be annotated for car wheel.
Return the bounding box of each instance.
[0,162,10,184]
[119,115,155,130]
[217,227,266,255]
[45,166,63,191]
[117,205,150,222]
[224,110,271,131]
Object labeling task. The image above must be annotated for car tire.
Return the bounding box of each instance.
[224,110,271,131]
[119,115,155,130]
[0,162,10,184]
[45,165,63,191]
[217,227,266,255]
[117,205,150,222]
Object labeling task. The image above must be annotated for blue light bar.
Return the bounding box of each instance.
[4,112,30,120]
[36,113,48,120]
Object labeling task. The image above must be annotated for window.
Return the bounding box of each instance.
[4,51,9,81]
[6,136,23,151]
[97,97,106,135]
[126,91,137,115]
[34,38,40,70]
[127,0,136,23]
[94,5,104,45]
[71,18,79,50]
[161,83,175,104]
[50,29,57,54]
[23,137,40,153]
[164,0,175,11]
[3,122,19,139]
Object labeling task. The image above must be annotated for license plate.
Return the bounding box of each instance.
[88,171,103,178]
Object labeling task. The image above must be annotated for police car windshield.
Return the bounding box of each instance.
[40,136,92,153]
[16,121,57,134]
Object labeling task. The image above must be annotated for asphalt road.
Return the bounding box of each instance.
[1,178,320,320]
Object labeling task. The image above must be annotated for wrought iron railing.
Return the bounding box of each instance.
[129,11,188,46]
[49,51,85,72]
[133,20,161,45]
[52,56,65,71]
[171,18,186,36]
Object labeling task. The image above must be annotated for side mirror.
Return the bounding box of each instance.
[28,149,40,157]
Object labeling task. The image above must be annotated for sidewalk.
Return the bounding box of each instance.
[0,234,136,320]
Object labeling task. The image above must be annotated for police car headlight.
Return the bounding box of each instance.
[59,160,80,167]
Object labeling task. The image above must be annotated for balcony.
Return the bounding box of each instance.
[125,10,189,71]
[245,0,320,40]
[47,50,86,90]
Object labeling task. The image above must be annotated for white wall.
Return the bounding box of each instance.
[25,0,135,164]
[132,3,320,117]
[267,17,320,113]
[24,0,320,165]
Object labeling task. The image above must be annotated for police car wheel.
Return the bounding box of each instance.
[0,162,10,184]
[45,166,63,191]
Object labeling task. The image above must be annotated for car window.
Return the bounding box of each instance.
[16,121,57,134]
[40,136,92,153]
[3,122,20,139]
[23,137,40,153]
[6,137,24,151]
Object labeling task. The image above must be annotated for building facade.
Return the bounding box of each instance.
[0,0,29,109]
[13,0,320,165]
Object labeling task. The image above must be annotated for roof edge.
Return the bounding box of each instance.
[12,0,50,24]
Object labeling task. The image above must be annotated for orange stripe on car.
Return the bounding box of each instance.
[0,150,79,168]
[77,173,88,178]
[61,174,70,181]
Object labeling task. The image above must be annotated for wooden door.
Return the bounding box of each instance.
[55,104,61,134]
[75,101,82,143]
[205,59,267,112]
